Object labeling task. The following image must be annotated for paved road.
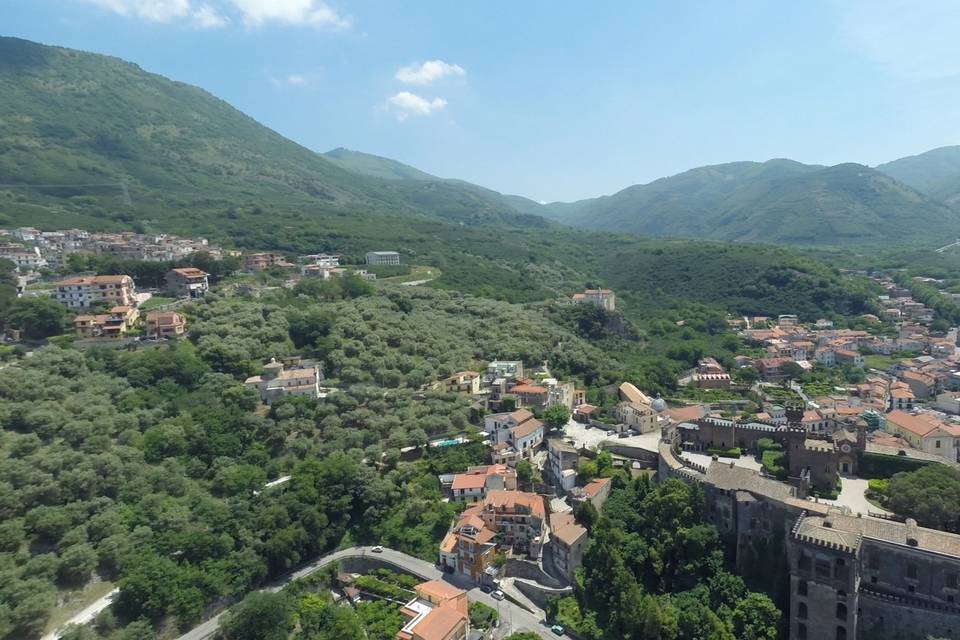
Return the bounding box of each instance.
[175,546,559,640]
[41,588,119,640]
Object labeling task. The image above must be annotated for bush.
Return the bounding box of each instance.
[707,447,741,459]
[857,452,930,479]
[469,601,498,629]
[761,450,788,480]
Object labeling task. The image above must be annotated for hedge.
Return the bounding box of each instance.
[708,447,742,459]
[857,451,931,479]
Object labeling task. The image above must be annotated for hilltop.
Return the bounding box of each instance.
[541,159,960,245]
[876,145,960,206]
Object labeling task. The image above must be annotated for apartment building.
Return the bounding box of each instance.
[365,251,401,266]
[242,252,293,272]
[549,512,588,581]
[55,275,136,309]
[165,267,209,298]
[884,410,960,462]
[0,245,46,272]
[448,464,517,502]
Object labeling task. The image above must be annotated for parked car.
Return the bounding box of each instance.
[618,431,630,438]
[551,625,565,635]
[491,590,505,601]
[480,584,492,593]
[371,545,384,553]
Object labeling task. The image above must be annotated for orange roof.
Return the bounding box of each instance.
[886,410,960,438]
[582,477,611,499]
[511,418,543,439]
[172,267,208,277]
[511,384,548,395]
[451,474,488,491]
[801,410,822,423]
[146,311,184,325]
[58,274,132,286]
[509,408,534,423]
[667,405,705,423]
[416,580,465,602]
[484,490,545,519]
[439,533,458,554]
[407,605,467,640]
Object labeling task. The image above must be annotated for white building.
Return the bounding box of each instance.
[244,358,326,404]
[0,245,47,272]
[55,275,136,309]
[365,251,400,266]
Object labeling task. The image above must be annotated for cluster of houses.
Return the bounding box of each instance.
[0,227,228,278]
[240,251,386,282]
[50,268,207,339]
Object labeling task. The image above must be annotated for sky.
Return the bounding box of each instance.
[4,0,960,202]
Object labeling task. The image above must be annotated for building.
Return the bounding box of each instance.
[757,357,792,382]
[439,490,546,582]
[242,252,293,272]
[571,288,616,312]
[366,251,401,266]
[834,349,865,368]
[884,410,960,462]
[448,464,517,502]
[788,512,960,640]
[486,361,524,381]
[510,418,545,455]
[611,382,659,433]
[901,370,938,399]
[55,275,136,309]
[397,580,468,640]
[73,306,136,338]
[0,245,46,272]
[570,477,612,510]
[509,381,549,408]
[549,512,588,580]
[144,311,187,338]
[244,358,322,404]
[301,254,340,268]
[547,438,579,491]
[431,371,482,395]
[165,267,209,298]
[934,391,960,415]
[690,357,732,390]
[484,408,544,455]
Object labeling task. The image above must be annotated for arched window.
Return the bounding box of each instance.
[836,626,847,640]
[797,580,808,596]
[837,603,847,620]
[797,623,808,640]
[798,603,808,619]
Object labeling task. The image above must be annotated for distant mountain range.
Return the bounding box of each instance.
[538,156,960,245]
[1,35,958,249]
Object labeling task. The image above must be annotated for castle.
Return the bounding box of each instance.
[659,414,960,640]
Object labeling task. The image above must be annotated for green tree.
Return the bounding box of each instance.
[221,591,297,640]
[886,465,960,532]
[543,404,571,430]
[3,297,72,339]
[732,592,780,640]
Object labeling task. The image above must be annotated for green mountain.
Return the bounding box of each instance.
[542,159,960,245]
[876,145,960,205]
[323,147,439,181]
[0,36,542,231]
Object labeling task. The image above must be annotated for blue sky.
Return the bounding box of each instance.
[5,0,960,202]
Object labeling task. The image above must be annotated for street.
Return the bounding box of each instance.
[174,546,560,640]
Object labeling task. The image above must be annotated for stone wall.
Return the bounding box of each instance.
[503,558,565,589]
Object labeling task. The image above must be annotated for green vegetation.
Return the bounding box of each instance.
[541,158,960,246]
[468,601,499,630]
[876,145,960,204]
[568,477,780,640]
[707,447,742,459]
[1,296,72,339]
[883,465,960,533]
[857,451,932,479]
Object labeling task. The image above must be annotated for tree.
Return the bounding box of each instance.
[3,297,71,339]
[732,592,780,640]
[574,500,598,530]
[886,465,960,532]
[780,361,804,381]
[543,404,571,431]
[221,591,297,640]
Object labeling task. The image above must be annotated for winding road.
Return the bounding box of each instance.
[175,546,562,640]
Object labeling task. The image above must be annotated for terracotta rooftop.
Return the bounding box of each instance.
[510,418,544,439]
[57,274,132,286]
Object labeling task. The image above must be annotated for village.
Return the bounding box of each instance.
[8,226,960,640]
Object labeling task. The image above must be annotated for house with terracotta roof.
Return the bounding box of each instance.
[244,358,322,404]
[570,477,612,510]
[483,408,543,457]
[55,274,136,309]
[433,371,482,395]
[396,580,468,640]
[885,410,960,461]
[835,349,865,368]
[901,369,938,399]
[889,384,916,411]
[756,357,792,381]
[439,490,546,582]
[144,311,187,338]
[448,464,517,502]
[509,381,549,408]
[548,512,587,580]
[165,267,209,298]
[612,382,658,433]
[571,288,615,311]
[242,252,293,272]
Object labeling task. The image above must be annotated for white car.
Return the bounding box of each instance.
[371,545,384,553]
[490,590,505,601]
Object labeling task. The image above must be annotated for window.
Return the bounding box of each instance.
[869,555,880,570]
[937,440,942,449]
[816,559,832,579]
[909,585,916,593]
[797,624,807,640]
[907,564,918,579]
[797,580,808,596]
[836,603,847,620]
[948,573,958,589]
[798,603,808,620]
[836,626,847,640]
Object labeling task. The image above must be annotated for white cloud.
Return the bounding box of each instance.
[80,0,349,29]
[228,0,349,28]
[192,4,227,27]
[836,0,960,79]
[285,74,309,86]
[395,60,465,85]
[270,73,312,86]
[386,91,447,120]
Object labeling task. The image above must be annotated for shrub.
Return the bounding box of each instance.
[707,447,741,459]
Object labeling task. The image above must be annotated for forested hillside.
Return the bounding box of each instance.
[541,160,960,245]
[877,145,960,206]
